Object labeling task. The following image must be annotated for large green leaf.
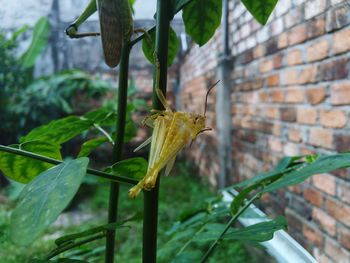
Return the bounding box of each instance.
[20,17,50,68]
[264,153,350,192]
[142,27,179,67]
[78,137,109,157]
[107,157,148,180]
[241,0,278,25]
[193,216,287,242]
[20,116,92,144]
[182,0,222,46]
[30,259,88,263]
[174,0,192,13]
[0,140,61,183]
[10,158,89,246]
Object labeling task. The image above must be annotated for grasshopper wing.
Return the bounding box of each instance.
[133,136,152,152]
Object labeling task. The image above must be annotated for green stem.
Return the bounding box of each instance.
[0,145,137,185]
[105,43,132,263]
[200,193,261,263]
[142,1,171,262]
[45,232,105,260]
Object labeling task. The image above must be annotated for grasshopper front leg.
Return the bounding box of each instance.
[65,0,100,38]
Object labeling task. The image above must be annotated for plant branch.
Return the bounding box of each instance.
[45,233,105,260]
[200,193,262,263]
[94,123,115,145]
[0,145,137,185]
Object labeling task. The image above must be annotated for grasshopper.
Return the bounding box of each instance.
[65,0,133,68]
[128,80,219,198]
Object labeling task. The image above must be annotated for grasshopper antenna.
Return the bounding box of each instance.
[204,80,220,116]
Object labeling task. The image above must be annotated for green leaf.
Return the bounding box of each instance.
[3,25,29,49]
[20,17,50,68]
[124,119,137,143]
[30,259,88,263]
[78,137,109,157]
[241,0,278,25]
[142,27,179,67]
[83,107,117,126]
[0,140,61,183]
[20,116,92,144]
[264,153,350,192]
[10,158,89,246]
[182,0,222,46]
[174,0,192,13]
[234,156,301,189]
[230,183,261,215]
[193,216,287,242]
[107,157,148,180]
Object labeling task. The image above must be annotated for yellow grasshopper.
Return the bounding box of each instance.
[128,81,218,198]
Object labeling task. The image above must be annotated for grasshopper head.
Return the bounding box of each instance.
[190,114,208,139]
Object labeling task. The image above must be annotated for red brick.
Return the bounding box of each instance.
[286,208,303,232]
[259,91,269,102]
[260,59,274,73]
[307,17,325,39]
[331,82,350,105]
[312,173,336,196]
[312,207,336,236]
[266,74,280,87]
[298,66,317,84]
[339,225,350,250]
[283,69,298,85]
[309,128,333,149]
[297,108,317,124]
[307,39,328,62]
[325,237,350,263]
[306,87,326,105]
[265,106,279,119]
[253,44,265,58]
[320,109,347,128]
[288,128,302,142]
[278,32,288,49]
[273,54,283,69]
[304,187,323,207]
[303,224,324,248]
[333,28,350,55]
[288,24,307,45]
[286,49,303,65]
[285,87,304,103]
[270,90,284,103]
[326,197,350,227]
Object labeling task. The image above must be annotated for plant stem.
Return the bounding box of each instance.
[200,193,261,263]
[105,42,132,263]
[0,145,137,185]
[45,233,105,260]
[142,1,171,262]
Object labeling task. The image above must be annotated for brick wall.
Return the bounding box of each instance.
[179,0,350,261]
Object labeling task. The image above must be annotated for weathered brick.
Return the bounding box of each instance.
[253,44,265,58]
[339,225,350,250]
[273,54,283,69]
[305,0,326,19]
[319,58,348,81]
[326,197,350,227]
[265,106,279,119]
[297,108,317,124]
[288,24,307,45]
[307,39,328,62]
[259,91,270,102]
[268,137,283,152]
[325,237,350,263]
[283,142,300,155]
[307,17,325,39]
[303,223,324,248]
[290,196,312,218]
[312,207,336,236]
[282,69,298,85]
[309,127,333,149]
[286,208,303,232]
[338,181,350,205]
[326,5,350,32]
[298,66,317,84]
[304,187,323,207]
[285,87,304,103]
[288,128,302,142]
[286,49,303,65]
[280,107,296,122]
[320,109,347,128]
[306,87,326,105]
[266,74,280,87]
[333,28,350,55]
[270,90,284,102]
[331,82,350,105]
[312,173,336,196]
[284,7,303,29]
